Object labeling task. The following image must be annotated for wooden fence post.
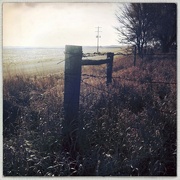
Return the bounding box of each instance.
[63,45,82,154]
[107,52,114,85]
[134,45,136,66]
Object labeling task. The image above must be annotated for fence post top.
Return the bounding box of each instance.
[107,52,114,57]
[65,45,82,54]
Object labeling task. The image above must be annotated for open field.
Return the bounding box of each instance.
[3,46,122,78]
[3,53,177,176]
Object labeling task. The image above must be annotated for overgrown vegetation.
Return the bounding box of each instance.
[3,54,176,176]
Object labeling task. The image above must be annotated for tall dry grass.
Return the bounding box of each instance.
[3,54,176,176]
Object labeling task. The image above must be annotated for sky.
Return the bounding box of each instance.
[3,2,122,47]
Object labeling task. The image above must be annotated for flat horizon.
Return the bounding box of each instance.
[3,45,122,49]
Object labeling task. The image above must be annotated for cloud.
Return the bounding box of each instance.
[3,3,120,47]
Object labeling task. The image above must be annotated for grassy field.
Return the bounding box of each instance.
[3,53,177,176]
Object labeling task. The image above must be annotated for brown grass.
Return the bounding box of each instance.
[3,54,176,176]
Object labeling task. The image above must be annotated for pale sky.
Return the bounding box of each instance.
[3,2,122,47]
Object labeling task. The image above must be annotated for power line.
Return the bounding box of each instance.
[95,26,102,53]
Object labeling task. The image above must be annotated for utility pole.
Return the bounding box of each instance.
[95,26,102,53]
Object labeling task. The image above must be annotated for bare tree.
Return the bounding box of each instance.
[116,4,154,57]
[116,3,177,54]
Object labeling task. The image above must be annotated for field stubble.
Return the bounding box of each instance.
[3,54,177,176]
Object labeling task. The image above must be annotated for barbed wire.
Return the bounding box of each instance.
[81,79,110,93]
[80,77,176,115]
[62,50,176,116]
[82,73,106,79]
[81,73,176,85]
[57,59,65,64]
[112,76,177,85]
[58,51,176,86]
[57,68,176,87]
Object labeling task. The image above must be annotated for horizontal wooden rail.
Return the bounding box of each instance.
[81,58,110,66]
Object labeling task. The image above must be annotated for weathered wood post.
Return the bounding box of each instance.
[134,45,137,66]
[107,52,114,85]
[63,45,82,155]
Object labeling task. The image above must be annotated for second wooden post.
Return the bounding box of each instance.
[107,52,114,85]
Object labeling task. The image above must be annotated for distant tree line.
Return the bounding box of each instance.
[116,3,177,56]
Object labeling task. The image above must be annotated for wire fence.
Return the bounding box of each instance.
[80,75,176,116]
[35,46,177,150]
[58,45,176,165]
[81,73,176,85]
[56,49,176,111]
[56,51,176,89]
